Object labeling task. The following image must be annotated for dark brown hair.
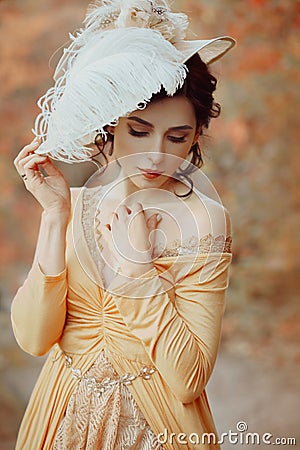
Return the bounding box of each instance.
[151,53,221,168]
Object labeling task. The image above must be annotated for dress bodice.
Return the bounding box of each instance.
[81,185,232,289]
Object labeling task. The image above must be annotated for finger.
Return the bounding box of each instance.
[17,155,44,178]
[115,205,130,222]
[100,211,116,231]
[19,153,48,168]
[18,157,49,183]
[118,204,132,215]
[19,154,49,175]
[14,139,41,167]
[130,202,145,221]
[98,224,112,251]
[146,213,162,232]
[132,202,143,212]
[33,158,60,177]
[99,222,111,237]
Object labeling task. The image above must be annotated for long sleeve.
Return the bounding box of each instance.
[108,252,232,404]
[10,189,83,357]
[11,261,67,356]
[11,262,67,356]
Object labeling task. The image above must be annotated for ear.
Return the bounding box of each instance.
[192,126,202,146]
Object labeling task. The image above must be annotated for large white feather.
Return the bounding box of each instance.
[33,27,187,163]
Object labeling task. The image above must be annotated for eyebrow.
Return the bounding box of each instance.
[127,116,193,131]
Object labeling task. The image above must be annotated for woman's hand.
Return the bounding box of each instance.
[99,202,162,278]
[14,137,71,220]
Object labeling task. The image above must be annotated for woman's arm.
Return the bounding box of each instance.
[11,139,75,356]
[11,210,70,357]
[33,210,70,275]
[108,208,232,404]
[110,254,232,404]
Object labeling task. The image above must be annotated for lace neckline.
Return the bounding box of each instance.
[156,233,232,257]
[80,186,232,276]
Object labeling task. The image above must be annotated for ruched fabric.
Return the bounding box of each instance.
[11,187,232,450]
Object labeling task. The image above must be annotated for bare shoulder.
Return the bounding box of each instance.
[187,189,232,238]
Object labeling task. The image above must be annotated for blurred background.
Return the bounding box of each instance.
[0,0,299,449]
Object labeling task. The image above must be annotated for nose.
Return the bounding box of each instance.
[147,152,164,166]
[147,138,165,166]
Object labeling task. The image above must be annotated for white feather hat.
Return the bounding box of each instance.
[33,0,236,163]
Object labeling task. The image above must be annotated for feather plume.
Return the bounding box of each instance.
[52,1,188,90]
[84,0,188,43]
[33,27,187,163]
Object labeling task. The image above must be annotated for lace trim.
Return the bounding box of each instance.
[54,350,163,450]
[156,233,232,257]
[81,188,232,274]
[81,187,106,275]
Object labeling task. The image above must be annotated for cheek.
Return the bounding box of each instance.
[165,157,186,175]
[114,129,146,155]
[167,142,193,161]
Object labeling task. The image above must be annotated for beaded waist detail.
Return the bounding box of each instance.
[63,353,156,396]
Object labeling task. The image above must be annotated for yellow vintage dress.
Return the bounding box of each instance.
[11,186,232,450]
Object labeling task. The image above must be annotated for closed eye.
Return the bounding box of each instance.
[128,126,149,137]
[168,135,188,143]
[128,126,188,143]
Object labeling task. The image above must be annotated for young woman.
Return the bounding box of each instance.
[12,1,235,449]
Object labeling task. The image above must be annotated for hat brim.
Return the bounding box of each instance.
[174,36,236,64]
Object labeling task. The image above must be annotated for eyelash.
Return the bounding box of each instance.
[128,127,187,143]
[128,127,148,137]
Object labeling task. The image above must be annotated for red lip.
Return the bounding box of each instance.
[138,168,164,180]
[142,173,161,179]
[138,168,164,175]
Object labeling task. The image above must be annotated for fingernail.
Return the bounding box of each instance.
[156,214,162,222]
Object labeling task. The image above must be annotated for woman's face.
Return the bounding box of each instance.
[108,95,199,190]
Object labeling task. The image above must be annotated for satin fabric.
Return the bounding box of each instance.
[11,188,232,449]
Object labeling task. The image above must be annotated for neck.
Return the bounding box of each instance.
[105,166,178,203]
